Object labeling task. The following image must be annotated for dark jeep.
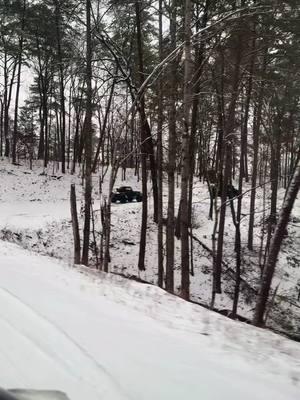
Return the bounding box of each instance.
[111,186,142,203]
[211,183,240,199]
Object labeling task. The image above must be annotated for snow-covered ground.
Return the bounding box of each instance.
[0,240,300,400]
[0,160,299,334]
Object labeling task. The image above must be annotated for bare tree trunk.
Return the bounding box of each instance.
[229,199,241,318]
[12,0,26,164]
[91,203,99,268]
[38,102,45,160]
[81,0,93,266]
[67,84,72,169]
[103,150,120,272]
[72,108,82,174]
[253,163,300,326]
[211,59,225,299]
[210,196,219,309]
[3,50,17,157]
[165,0,177,293]
[248,50,267,249]
[157,0,164,288]
[270,116,282,224]
[54,0,66,173]
[214,24,243,295]
[231,118,245,318]
[241,33,256,182]
[231,26,256,311]
[215,139,232,293]
[188,0,210,278]
[92,78,116,173]
[70,184,81,264]
[103,198,111,273]
[0,99,3,156]
[180,0,193,300]
[258,157,268,276]
[138,151,148,271]
[135,0,148,271]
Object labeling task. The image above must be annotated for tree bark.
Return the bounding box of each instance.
[12,0,26,164]
[92,78,116,173]
[165,0,177,293]
[81,0,93,266]
[231,117,244,318]
[54,0,66,173]
[70,184,81,264]
[230,199,241,318]
[270,115,282,224]
[157,0,164,288]
[180,0,193,300]
[135,0,148,271]
[214,23,243,295]
[0,100,3,156]
[3,50,17,157]
[188,0,210,279]
[248,50,267,249]
[253,163,300,326]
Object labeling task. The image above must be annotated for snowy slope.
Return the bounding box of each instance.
[0,240,300,400]
[0,160,300,334]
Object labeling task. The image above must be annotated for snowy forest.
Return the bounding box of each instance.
[0,2,300,394]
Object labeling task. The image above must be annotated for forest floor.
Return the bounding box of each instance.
[0,240,300,399]
[0,159,300,338]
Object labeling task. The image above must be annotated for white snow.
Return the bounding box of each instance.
[0,160,300,332]
[0,161,300,399]
[0,241,300,400]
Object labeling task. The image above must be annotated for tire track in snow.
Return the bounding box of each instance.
[0,286,133,400]
[0,312,88,386]
[0,319,28,388]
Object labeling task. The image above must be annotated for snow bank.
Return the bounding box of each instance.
[0,241,299,400]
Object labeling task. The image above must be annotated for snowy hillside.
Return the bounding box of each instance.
[0,160,300,336]
[1,240,300,400]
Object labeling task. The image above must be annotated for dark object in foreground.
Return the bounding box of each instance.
[0,389,70,400]
[111,186,142,203]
